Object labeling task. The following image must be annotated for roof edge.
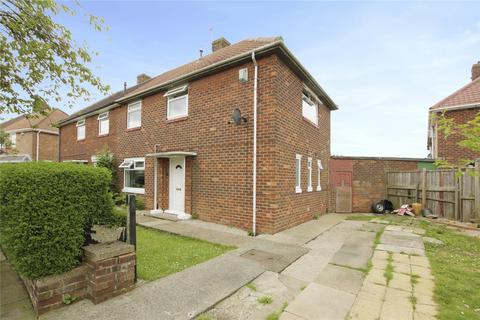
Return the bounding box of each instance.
[331,155,434,162]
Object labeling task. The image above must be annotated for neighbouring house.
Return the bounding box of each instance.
[428,61,480,164]
[58,37,337,234]
[0,109,68,161]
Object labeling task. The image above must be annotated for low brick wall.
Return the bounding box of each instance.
[22,241,135,315]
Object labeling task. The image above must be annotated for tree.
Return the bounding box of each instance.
[435,110,480,168]
[0,130,12,153]
[95,148,117,192]
[0,0,110,116]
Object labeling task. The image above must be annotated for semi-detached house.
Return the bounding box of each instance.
[58,37,338,234]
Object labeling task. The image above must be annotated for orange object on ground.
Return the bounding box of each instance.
[411,203,423,216]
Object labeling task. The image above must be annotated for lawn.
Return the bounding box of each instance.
[347,214,480,320]
[136,226,235,280]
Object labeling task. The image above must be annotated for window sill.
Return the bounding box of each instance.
[98,133,109,138]
[316,187,322,191]
[166,116,188,124]
[77,138,85,141]
[126,127,141,132]
[122,187,145,195]
[302,117,319,128]
[307,187,313,192]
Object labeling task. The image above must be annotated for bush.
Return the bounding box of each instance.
[0,162,114,279]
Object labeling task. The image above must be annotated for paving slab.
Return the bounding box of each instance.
[348,296,383,320]
[384,287,412,306]
[330,244,373,269]
[314,264,364,294]
[389,272,413,292]
[41,254,265,320]
[380,301,413,320]
[376,244,425,256]
[381,231,425,250]
[281,252,331,283]
[284,283,355,320]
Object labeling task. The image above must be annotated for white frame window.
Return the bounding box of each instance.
[127,101,142,129]
[295,154,302,193]
[76,119,86,141]
[302,93,318,126]
[120,157,145,194]
[165,85,188,120]
[307,157,313,192]
[98,112,109,135]
[317,160,323,191]
[10,133,16,147]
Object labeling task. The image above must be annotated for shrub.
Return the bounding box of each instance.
[95,149,117,193]
[135,196,145,210]
[0,162,114,279]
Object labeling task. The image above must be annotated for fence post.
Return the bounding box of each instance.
[475,159,480,222]
[421,168,427,207]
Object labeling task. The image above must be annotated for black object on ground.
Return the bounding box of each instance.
[372,199,394,214]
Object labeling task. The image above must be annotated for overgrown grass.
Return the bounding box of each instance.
[422,223,480,320]
[258,296,273,305]
[136,226,235,280]
[246,282,257,291]
[384,252,394,285]
[265,302,288,320]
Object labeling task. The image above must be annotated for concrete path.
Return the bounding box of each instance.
[42,214,345,320]
[0,250,35,320]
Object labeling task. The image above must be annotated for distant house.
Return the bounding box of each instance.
[58,37,337,234]
[428,61,480,163]
[0,109,68,161]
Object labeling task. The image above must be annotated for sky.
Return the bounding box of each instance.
[42,1,480,157]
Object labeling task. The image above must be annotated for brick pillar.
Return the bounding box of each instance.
[83,241,136,304]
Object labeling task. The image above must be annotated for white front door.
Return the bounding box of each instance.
[168,157,185,214]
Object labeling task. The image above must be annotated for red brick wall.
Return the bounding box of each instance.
[60,53,331,234]
[330,157,422,212]
[435,108,480,164]
[38,132,59,161]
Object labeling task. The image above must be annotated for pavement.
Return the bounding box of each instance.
[1,213,439,320]
[0,250,35,320]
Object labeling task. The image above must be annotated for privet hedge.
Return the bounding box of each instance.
[0,162,114,279]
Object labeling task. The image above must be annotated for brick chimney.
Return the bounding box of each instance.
[137,73,151,85]
[472,61,480,81]
[212,37,230,52]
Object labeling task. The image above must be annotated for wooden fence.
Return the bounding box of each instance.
[385,160,480,222]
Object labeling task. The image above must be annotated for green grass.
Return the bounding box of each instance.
[384,252,394,285]
[265,302,288,320]
[136,226,235,280]
[196,314,213,320]
[346,215,376,221]
[257,296,273,305]
[422,223,480,320]
[246,282,257,291]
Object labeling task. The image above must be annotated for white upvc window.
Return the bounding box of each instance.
[120,157,145,194]
[76,119,86,140]
[317,160,323,191]
[10,133,16,147]
[302,93,318,126]
[98,112,109,135]
[295,154,302,193]
[165,85,188,120]
[127,101,142,129]
[307,157,313,192]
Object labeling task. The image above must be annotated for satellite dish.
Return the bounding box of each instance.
[232,108,246,125]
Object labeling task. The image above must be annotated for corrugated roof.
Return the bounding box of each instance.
[430,77,480,110]
[59,37,337,125]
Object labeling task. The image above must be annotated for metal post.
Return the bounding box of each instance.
[127,194,137,282]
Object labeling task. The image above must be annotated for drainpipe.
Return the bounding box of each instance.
[251,51,258,236]
[36,131,40,161]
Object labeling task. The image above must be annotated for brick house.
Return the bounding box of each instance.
[428,61,480,164]
[0,109,68,161]
[58,37,337,234]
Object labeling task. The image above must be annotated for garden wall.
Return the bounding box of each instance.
[330,156,435,213]
[22,241,135,315]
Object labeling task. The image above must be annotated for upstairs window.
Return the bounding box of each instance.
[127,101,142,129]
[295,154,302,193]
[302,93,318,126]
[98,112,109,135]
[317,160,323,191]
[165,85,188,120]
[76,119,86,140]
[307,157,313,192]
[10,133,16,147]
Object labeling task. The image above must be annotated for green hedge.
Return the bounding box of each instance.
[0,162,114,279]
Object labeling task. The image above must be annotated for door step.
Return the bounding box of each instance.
[144,211,180,222]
